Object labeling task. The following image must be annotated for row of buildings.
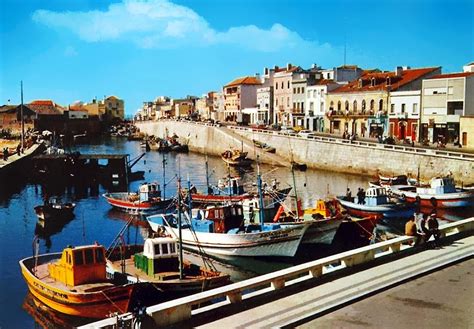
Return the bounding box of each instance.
[0,96,125,135]
[138,62,474,148]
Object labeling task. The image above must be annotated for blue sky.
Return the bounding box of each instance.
[1,0,472,116]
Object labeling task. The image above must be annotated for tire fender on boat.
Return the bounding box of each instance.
[400,193,406,201]
[430,197,437,207]
[415,195,421,204]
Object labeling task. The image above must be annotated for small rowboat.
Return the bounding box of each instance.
[221,150,253,167]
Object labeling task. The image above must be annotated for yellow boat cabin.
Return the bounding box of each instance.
[48,244,107,287]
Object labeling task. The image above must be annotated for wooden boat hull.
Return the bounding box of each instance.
[19,254,136,319]
[336,197,415,219]
[148,219,309,257]
[34,204,75,221]
[221,157,253,167]
[280,218,343,244]
[103,193,174,215]
[390,186,474,208]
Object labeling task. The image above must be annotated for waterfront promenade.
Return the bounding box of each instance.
[194,235,473,328]
[303,258,473,329]
[136,121,474,185]
[81,218,473,329]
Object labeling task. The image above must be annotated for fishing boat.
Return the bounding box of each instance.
[221,149,252,167]
[34,197,75,221]
[191,176,291,206]
[272,199,348,244]
[336,186,415,219]
[106,237,230,297]
[369,174,417,187]
[389,176,474,208]
[252,140,276,153]
[103,182,174,215]
[19,244,139,319]
[147,203,309,258]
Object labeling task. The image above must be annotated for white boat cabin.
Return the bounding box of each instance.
[139,182,162,202]
[217,176,244,195]
[143,237,178,260]
[134,237,179,277]
[361,187,389,206]
[417,177,456,195]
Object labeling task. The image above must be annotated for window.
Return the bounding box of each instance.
[276,99,278,106]
[288,81,290,89]
[84,249,94,264]
[391,104,395,113]
[412,103,418,114]
[281,82,284,89]
[293,88,296,94]
[345,101,349,112]
[95,248,104,263]
[401,104,406,113]
[379,99,383,111]
[301,102,304,111]
[74,250,84,265]
[162,243,169,254]
[170,243,176,253]
[302,87,305,93]
[353,100,358,113]
[362,100,366,113]
[370,99,375,111]
[337,101,341,111]
[154,244,161,255]
[275,83,278,90]
[287,97,290,107]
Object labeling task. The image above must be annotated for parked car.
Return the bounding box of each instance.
[297,130,313,137]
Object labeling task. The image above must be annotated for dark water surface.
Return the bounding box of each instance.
[0,137,472,328]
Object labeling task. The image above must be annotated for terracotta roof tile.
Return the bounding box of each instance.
[28,100,64,115]
[225,76,262,87]
[315,79,335,85]
[332,67,440,93]
[428,72,474,79]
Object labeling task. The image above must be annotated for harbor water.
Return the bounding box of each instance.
[0,137,472,328]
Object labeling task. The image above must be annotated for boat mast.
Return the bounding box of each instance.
[291,165,300,221]
[257,156,265,228]
[162,154,167,199]
[187,174,192,219]
[205,155,211,194]
[177,176,184,280]
[20,80,24,151]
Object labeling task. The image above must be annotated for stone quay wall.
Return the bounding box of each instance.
[136,121,474,185]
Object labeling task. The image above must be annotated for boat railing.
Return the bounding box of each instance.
[80,217,474,329]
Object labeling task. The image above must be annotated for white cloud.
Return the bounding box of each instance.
[32,0,334,54]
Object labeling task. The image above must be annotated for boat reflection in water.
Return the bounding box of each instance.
[22,293,88,329]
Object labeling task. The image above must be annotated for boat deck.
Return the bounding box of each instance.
[34,263,115,293]
[108,259,202,283]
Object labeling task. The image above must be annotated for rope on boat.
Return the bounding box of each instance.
[101,291,125,314]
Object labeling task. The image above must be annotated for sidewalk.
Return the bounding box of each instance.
[196,236,473,329]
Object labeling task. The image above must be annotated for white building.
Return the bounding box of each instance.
[305,80,340,131]
[256,86,273,125]
[388,90,421,142]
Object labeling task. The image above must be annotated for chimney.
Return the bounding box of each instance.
[287,63,292,70]
[311,63,318,69]
[274,65,279,70]
[395,66,403,76]
[264,67,269,75]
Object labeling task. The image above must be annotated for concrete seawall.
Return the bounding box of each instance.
[136,121,474,184]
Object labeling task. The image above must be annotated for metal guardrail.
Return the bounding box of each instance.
[80,217,474,328]
[227,126,474,161]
